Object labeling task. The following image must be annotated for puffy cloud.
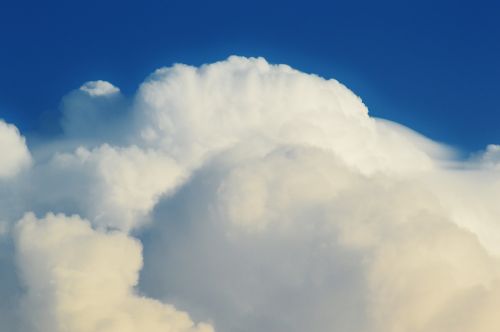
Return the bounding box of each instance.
[0,120,31,179]
[0,56,500,332]
[133,56,439,174]
[80,80,120,97]
[14,212,213,332]
[30,144,185,231]
[478,144,500,169]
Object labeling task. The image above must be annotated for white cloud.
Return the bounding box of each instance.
[30,144,186,231]
[80,80,120,96]
[15,212,213,332]
[0,56,500,332]
[133,56,439,175]
[0,120,31,179]
[479,144,500,169]
[140,144,500,332]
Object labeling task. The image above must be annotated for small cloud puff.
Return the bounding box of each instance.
[80,80,120,96]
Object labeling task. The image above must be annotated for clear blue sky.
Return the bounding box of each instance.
[1,0,499,152]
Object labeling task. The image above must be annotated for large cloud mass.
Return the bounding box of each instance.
[1,56,500,332]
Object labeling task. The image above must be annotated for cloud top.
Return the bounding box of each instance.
[80,80,120,96]
[134,56,439,175]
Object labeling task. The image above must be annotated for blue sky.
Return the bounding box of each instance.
[1,0,499,151]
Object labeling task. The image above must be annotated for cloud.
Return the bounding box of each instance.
[29,144,185,231]
[139,144,500,332]
[1,56,500,332]
[478,144,500,169]
[133,56,440,174]
[0,120,31,179]
[80,80,120,97]
[14,212,213,332]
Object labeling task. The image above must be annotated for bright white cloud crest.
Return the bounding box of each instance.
[0,120,31,179]
[1,56,500,332]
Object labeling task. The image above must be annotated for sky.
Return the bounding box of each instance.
[2,2,500,332]
[1,0,499,152]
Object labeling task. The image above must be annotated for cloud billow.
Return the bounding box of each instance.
[0,56,500,332]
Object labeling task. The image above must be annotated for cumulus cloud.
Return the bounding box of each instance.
[139,144,500,332]
[15,213,213,332]
[478,144,500,169]
[0,120,31,179]
[30,144,185,231]
[133,56,439,174]
[0,56,500,332]
[80,80,120,96]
